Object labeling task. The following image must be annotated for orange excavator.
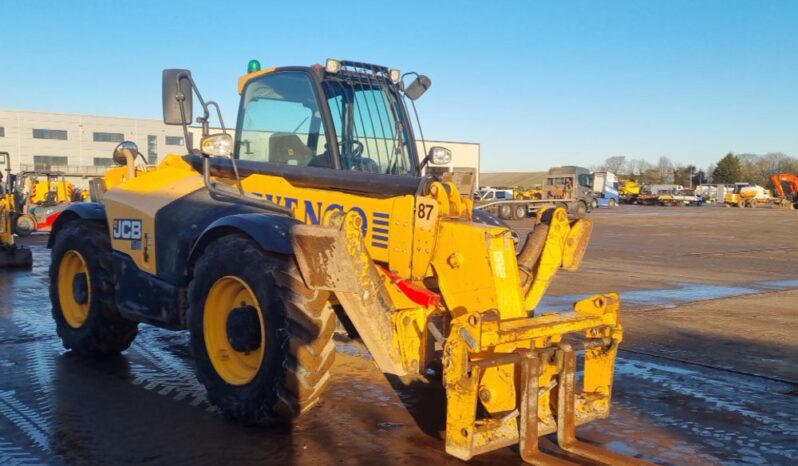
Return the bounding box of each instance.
[771,173,798,210]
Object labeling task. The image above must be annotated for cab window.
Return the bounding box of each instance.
[236,72,330,168]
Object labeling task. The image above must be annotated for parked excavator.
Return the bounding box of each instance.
[0,152,33,268]
[771,173,798,209]
[47,59,650,465]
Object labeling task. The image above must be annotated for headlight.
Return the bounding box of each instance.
[201,134,233,157]
[326,58,342,74]
[428,146,452,165]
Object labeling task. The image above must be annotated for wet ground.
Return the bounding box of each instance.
[1,205,797,465]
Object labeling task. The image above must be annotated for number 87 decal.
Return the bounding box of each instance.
[414,198,438,229]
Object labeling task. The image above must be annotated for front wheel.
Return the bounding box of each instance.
[15,214,36,236]
[188,234,336,425]
[49,220,138,354]
[590,199,598,210]
[608,198,617,208]
[574,201,588,219]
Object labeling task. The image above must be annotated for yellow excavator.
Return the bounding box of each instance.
[619,179,642,204]
[0,152,33,268]
[47,59,649,465]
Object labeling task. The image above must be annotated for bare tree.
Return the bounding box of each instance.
[601,156,626,174]
[656,157,674,183]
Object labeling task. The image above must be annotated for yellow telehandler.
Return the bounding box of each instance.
[0,152,33,268]
[48,59,648,465]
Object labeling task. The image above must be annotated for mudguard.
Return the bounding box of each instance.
[188,212,301,268]
[47,202,107,248]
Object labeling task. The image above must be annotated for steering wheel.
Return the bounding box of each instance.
[340,139,364,158]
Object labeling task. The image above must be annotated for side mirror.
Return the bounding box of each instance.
[113,141,139,180]
[404,75,431,101]
[162,69,194,125]
[112,141,139,166]
[428,146,452,165]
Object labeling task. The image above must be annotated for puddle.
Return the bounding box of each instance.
[537,277,798,313]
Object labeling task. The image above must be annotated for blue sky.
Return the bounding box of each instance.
[1,0,795,171]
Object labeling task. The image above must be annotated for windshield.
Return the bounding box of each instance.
[322,76,415,175]
[236,71,330,167]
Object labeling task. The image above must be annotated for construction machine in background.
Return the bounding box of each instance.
[770,173,798,209]
[513,184,544,201]
[14,171,80,236]
[47,59,649,465]
[724,183,762,208]
[619,179,642,204]
[0,152,33,268]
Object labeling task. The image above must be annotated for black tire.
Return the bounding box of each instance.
[513,204,527,220]
[574,201,588,219]
[15,214,36,236]
[498,204,512,220]
[188,234,335,426]
[49,220,138,355]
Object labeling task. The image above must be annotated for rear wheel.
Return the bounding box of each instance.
[49,220,138,354]
[749,199,758,208]
[590,199,598,210]
[188,234,335,425]
[498,204,512,220]
[512,204,527,220]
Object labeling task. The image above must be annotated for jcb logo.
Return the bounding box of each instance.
[113,219,142,240]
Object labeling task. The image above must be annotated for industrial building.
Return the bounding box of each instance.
[0,108,479,191]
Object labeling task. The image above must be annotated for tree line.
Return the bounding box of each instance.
[595,153,798,188]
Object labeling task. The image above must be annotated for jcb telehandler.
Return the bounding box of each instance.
[0,152,33,268]
[48,59,648,464]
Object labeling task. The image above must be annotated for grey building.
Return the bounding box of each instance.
[0,108,479,191]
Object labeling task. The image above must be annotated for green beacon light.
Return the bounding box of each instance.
[247,59,261,73]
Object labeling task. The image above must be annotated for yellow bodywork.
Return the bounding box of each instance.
[0,190,16,246]
[25,176,74,204]
[619,179,641,197]
[103,152,633,464]
[725,190,757,207]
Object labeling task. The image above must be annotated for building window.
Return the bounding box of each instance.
[32,129,68,140]
[93,157,114,167]
[0,127,4,137]
[147,135,158,164]
[165,136,183,146]
[33,155,68,170]
[93,132,124,143]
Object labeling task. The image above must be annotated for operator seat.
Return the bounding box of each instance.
[269,133,313,166]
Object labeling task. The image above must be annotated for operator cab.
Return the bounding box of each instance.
[235,60,430,176]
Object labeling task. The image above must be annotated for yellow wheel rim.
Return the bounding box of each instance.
[58,250,91,328]
[204,276,265,386]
